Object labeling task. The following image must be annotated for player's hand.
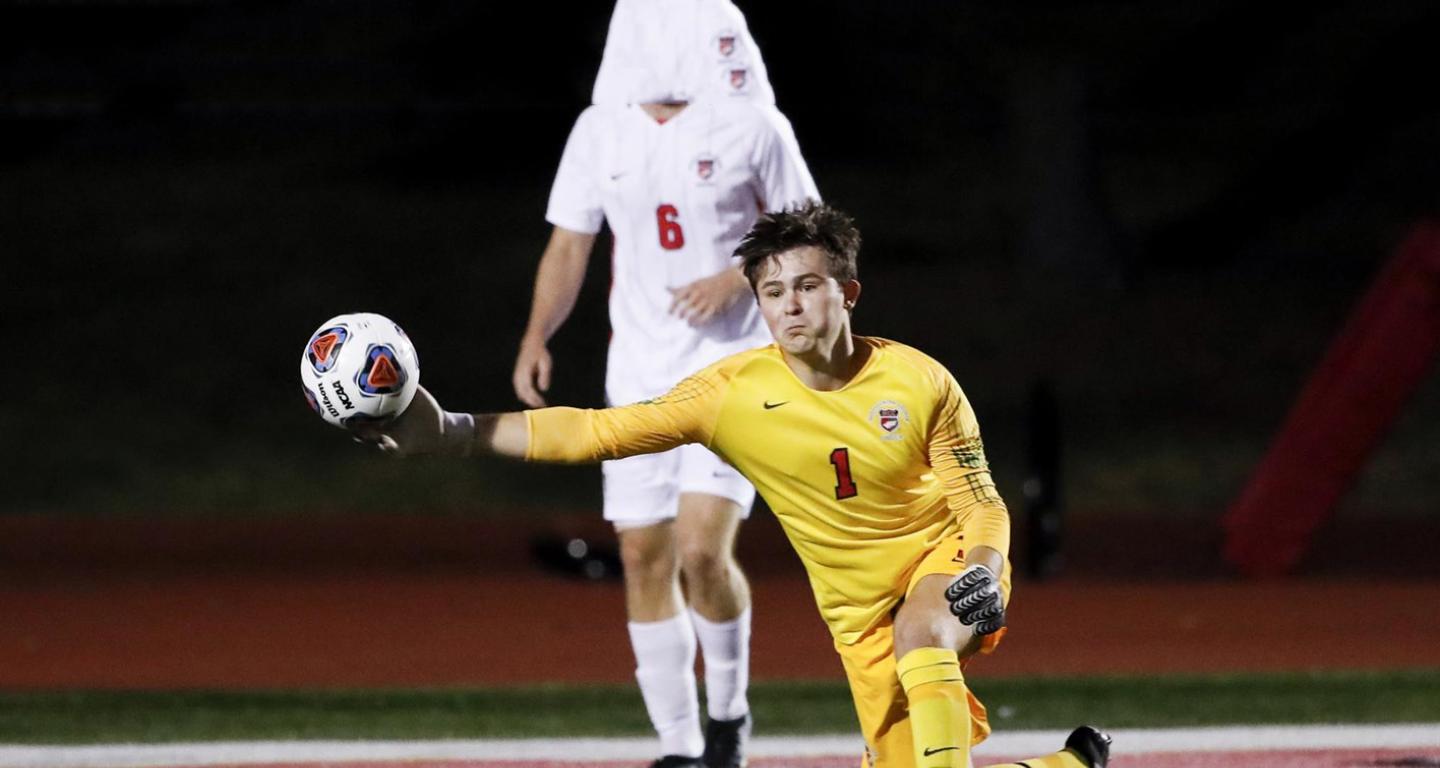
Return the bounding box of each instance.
[945,564,1006,636]
[513,334,552,408]
[349,385,445,457]
[668,269,749,327]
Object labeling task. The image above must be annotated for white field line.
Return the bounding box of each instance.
[0,724,1438,767]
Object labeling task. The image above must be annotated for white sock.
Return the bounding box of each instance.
[691,606,751,721]
[628,613,703,758]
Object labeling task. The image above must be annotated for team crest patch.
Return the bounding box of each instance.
[716,31,737,57]
[695,155,717,182]
[729,68,748,91]
[868,400,911,441]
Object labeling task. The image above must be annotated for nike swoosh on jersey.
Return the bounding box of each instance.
[763,401,788,409]
[922,746,960,756]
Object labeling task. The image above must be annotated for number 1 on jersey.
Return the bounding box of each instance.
[656,203,685,250]
[830,447,858,500]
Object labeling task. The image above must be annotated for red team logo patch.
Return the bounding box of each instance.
[868,400,910,441]
[878,408,900,433]
[696,157,715,180]
[729,68,747,91]
[717,34,736,57]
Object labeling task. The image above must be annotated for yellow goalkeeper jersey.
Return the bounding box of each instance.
[527,336,1010,645]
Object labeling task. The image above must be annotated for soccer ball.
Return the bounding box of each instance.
[300,312,419,428]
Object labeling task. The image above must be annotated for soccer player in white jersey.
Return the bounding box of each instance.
[511,2,818,766]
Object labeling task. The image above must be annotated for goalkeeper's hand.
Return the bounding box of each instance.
[945,564,1006,636]
[349,385,457,457]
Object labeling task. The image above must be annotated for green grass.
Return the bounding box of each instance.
[3,669,1439,743]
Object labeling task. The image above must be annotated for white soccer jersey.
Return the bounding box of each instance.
[546,99,819,404]
[591,0,777,106]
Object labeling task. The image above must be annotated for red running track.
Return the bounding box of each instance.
[3,569,1440,688]
[1,513,1438,688]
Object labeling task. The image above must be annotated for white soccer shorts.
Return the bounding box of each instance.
[602,443,755,529]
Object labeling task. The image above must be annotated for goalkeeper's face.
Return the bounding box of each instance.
[755,245,860,359]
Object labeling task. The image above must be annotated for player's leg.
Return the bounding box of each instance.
[607,452,705,763]
[894,560,1107,768]
[675,491,749,621]
[675,491,750,767]
[892,536,1013,768]
[619,519,685,621]
[674,445,756,768]
[894,573,983,768]
[835,622,916,767]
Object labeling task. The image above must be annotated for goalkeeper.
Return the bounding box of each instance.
[357,202,1110,768]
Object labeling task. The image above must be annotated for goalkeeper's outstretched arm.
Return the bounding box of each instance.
[351,386,529,459]
[353,382,708,464]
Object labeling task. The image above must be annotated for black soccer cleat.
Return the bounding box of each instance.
[1064,725,1112,768]
[702,713,752,768]
[649,756,705,768]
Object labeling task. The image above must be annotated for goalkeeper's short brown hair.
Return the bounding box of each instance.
[736,200,861,289]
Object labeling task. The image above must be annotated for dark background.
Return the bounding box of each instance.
[4,1,1438,574]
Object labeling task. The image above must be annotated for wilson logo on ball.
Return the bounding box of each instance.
[357,345,406,395]
[306,327,349,373]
